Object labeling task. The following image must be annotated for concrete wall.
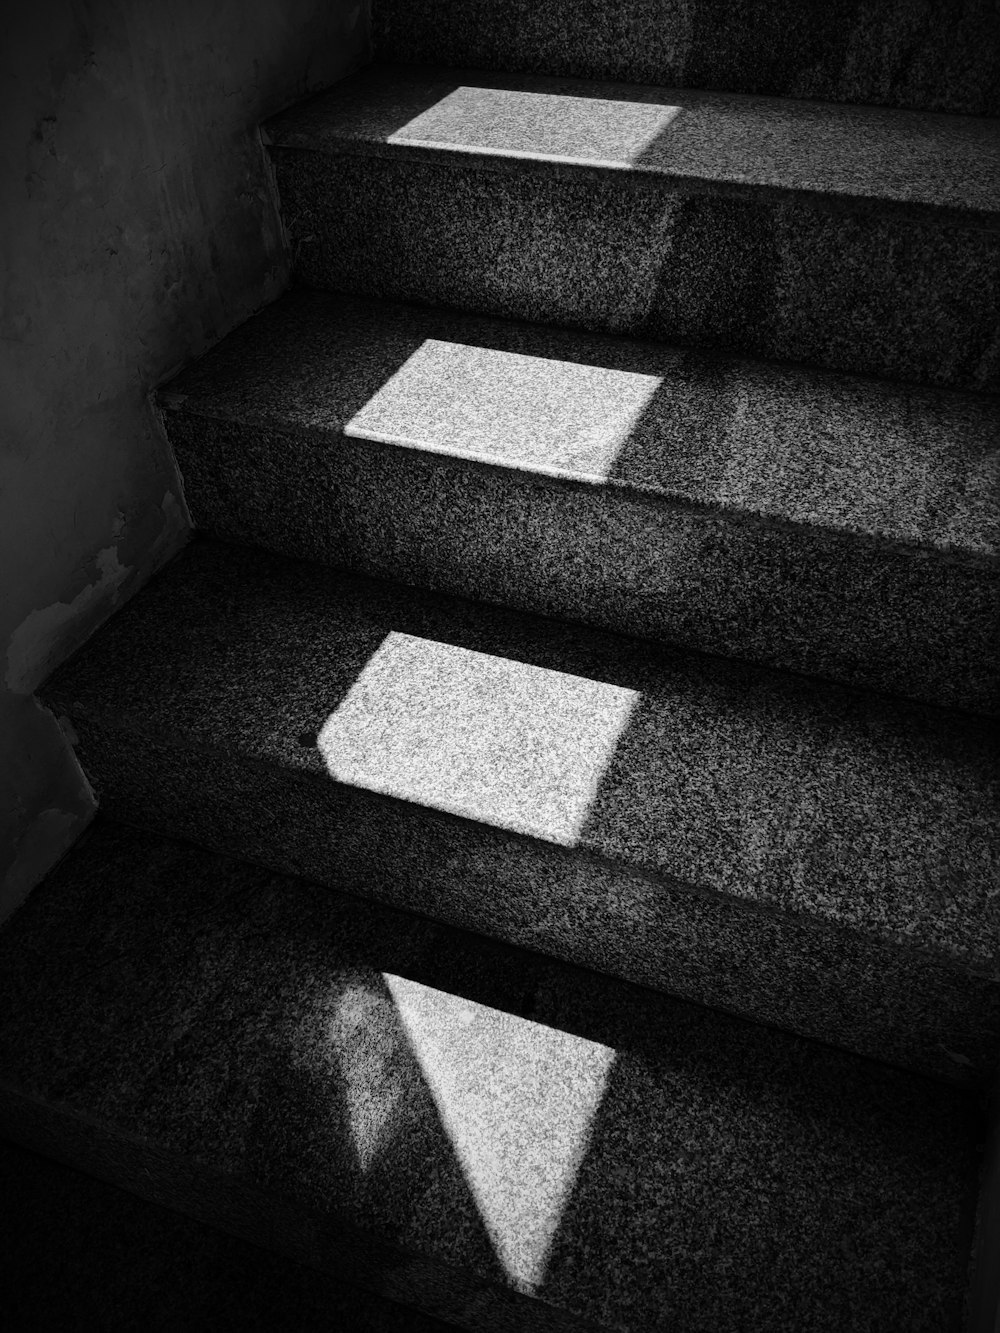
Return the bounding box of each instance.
[0,0,371,918]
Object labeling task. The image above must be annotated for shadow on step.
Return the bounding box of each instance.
[298,599,999,1085]
[293,950,981,1331]
[0,821,983,1331]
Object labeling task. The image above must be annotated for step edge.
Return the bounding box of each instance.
[160,397,1000,570]
[261,62,1000,226]
[266,135,1000,231]
[41,698,1000,986]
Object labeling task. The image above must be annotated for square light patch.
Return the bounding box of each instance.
[346,338,663,479]
[317,633,638,844]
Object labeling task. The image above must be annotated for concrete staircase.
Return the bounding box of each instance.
[3,5,999,1329]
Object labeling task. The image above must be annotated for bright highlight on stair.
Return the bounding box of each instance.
[384,974,616,1292]
[317,633,639,844]
[345,339,664,480]
[385,85,683,167]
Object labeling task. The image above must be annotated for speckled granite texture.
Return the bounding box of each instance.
[372,1,1000,116]
[266,70,1000,391]
[0,821,986,1331]
[39,540,1000,1083]
[160,289,1000,713]
[0,1139,453,1332]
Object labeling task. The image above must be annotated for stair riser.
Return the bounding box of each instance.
[167,414,1000,714]
[273,151,1000,393]
[373,0,1000,117]
[67,720,1000,1087]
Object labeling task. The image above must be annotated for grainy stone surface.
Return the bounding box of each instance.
[269,111,1000,391]
[372,0,1000,117]
[39,539,1000,1082]
[0,821,986,1331]
[165,291,1000,557]
[265,65,1000,217]
[161,289,1000,713]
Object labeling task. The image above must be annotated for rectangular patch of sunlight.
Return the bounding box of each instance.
[345,339,663,480]
[317,633,638,845]
[386,86,682,167]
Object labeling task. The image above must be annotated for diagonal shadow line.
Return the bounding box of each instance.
[300,965,510,1287]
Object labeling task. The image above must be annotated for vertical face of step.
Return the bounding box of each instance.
[266,68,1000,392]
[373,0,1000,116]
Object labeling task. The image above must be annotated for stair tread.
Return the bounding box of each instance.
[162,289,1000,563]
[263,63,1000,220]
[371,0,1000,119]
[0,820,983,1332]
[43,538,1000,978]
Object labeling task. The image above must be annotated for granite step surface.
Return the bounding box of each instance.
[263,64,1000,392]
[372,0,1000,117]
[39,538,1000,1085]
[0,819,987,1332]
[159,287,1000,715]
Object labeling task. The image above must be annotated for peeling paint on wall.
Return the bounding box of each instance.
[4,486,188,699]
[6,544,132,696]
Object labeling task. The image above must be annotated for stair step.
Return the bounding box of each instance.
[160,287,1000,714]
[40,538,1000,1084]
[372,0,1000,118]
[263,64,1000,391]
[0,821,985,1332]
[265,64,1000,215]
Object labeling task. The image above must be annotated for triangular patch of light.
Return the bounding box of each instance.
[384,973,615,1293]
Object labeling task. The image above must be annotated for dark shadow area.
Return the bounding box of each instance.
[538,1012,984,1332]
[0,819,507,1303]
[371,0,1000,118]
[265,68,465,150]
[0,1137,454,1332]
